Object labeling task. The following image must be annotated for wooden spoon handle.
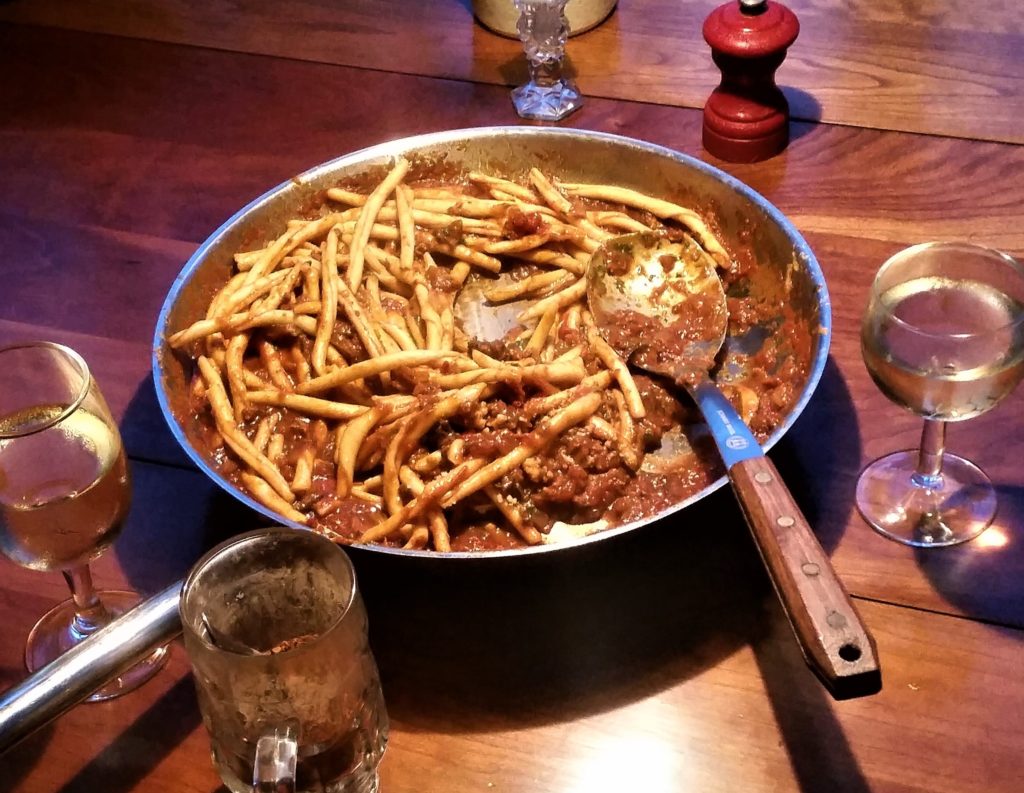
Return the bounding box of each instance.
[729,456,882,699]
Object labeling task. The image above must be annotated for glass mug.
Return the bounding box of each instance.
[180,528,388,793]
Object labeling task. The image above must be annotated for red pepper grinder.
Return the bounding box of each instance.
[702,0,800,162]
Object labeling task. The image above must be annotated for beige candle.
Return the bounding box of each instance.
[473,0,617,38]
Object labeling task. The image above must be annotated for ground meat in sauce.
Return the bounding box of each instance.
[606,248,634,276]
[427,266,459,294]
[471,337,531,362]
[192,315,806,551]
[184,175,812,553]
[634,375,693,444]
[331,322,368,363]
[313,498,382,542]
[608,459,718,525]
[503,207,548,238]
[433,219,464,247]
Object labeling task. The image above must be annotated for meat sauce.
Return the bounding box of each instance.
[183,180,813,553]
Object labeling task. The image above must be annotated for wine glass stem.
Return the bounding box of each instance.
[912,418,946,489]
[62,565,112,639]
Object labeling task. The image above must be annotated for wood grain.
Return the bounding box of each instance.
[1,0,1021,143]
[0,465,1020,792]
[1,25,1022,256]
[1,25,1022,631]
[782,231,1024,630]
[1,9,1024,792]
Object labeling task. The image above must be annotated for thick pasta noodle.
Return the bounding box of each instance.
[169,159,805,552]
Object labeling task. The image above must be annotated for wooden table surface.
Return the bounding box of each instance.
[1,2,1023,791]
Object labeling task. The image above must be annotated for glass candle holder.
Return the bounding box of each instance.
[511,0,583,121]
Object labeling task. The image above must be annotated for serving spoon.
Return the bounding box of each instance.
[588,231,881,700]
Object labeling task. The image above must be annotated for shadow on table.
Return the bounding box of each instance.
[914,483,1024,634]
[120,372,194,469]
[109,359,866,791]
[754,359,874,790]
[772,357,861,546]
[115,373,269,591]
[0,723,55,790]
[784,87,823,139]
[361,358,864,739]
[0,663,201,793]
[115,462,267,593]
[357,489,770,731]
[54,675,201,793]
[753,609,873,793]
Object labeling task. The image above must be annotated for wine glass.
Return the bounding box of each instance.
[856,242,1024,547]
[511,0,583,121]
[0,341,168,699]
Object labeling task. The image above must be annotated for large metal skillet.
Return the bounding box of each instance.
[0,128,876,752]
[156,126,831,556]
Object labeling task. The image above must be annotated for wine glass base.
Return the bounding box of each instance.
[25,589,170,701]
[855,450,997,547]
[511,80,583,121]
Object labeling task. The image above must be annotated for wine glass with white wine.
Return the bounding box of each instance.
[857,242,1024,547]
[0,341,167,698]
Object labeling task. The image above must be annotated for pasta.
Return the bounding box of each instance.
[168,157,788,553]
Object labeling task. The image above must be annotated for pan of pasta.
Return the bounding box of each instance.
[153,127,830,557]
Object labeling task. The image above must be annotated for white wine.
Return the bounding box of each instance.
[0,405,130,571]
[862,276,1024,421]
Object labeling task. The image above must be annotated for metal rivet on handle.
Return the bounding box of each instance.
[776,516,795,528]
[754,471,773,484]
[827,611,848,629]
[801,562,820,576]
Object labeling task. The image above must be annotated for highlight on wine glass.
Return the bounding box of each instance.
[511,0,583,121]
[0,341,167,698]
[857,242,1024,547]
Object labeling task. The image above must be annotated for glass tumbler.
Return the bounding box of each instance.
[180,528,388,793]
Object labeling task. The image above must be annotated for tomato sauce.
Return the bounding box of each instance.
[181,174,813,552]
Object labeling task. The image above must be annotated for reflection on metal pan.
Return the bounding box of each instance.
[152,127,830,560]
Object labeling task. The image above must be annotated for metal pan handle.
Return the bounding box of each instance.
[0,581,183,754]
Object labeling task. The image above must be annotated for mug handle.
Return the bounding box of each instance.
[254,724,298,793]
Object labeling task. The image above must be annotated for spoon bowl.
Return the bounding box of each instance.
[587,231,728,380]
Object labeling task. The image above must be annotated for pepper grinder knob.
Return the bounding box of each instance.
[702,0,800,162]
